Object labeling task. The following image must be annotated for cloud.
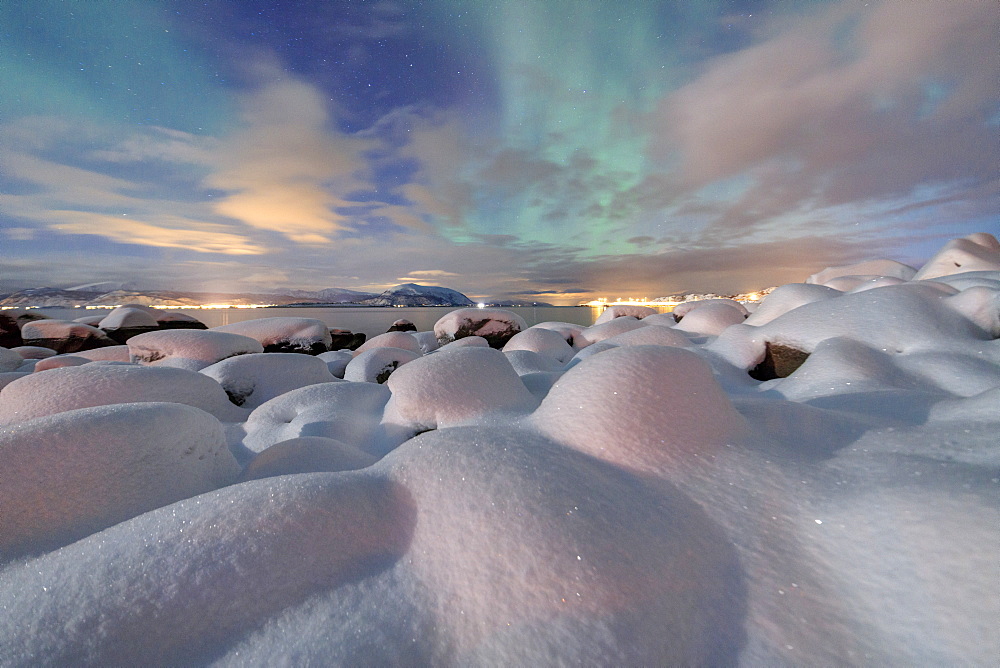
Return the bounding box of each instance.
[204,70,370,243]
[651,0,1000,242]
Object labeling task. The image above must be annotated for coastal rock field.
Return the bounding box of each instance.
[1,234,998,665]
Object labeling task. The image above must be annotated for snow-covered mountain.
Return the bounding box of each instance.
[361,283,475,307]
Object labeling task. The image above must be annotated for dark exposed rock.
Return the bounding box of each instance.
[749,342,810,381]
[102,326,160,345]
[330,329,366,351]
[0,314,23,348]
[387,319,417,333]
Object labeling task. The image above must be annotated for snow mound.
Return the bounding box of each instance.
[0,402,237,559]
[73,345,131,361]
[529,321,586,347]
[0,363,247,424]
[531,345,747,475]
[200,352,338,410]
[501,326,575,363]
[354,331,421,356]
[238,436,377,481]
[0,371,30,391]
[242,381,391,455]
[0,471,414,665]
[826,275,907,292]
[434,308,527,348]
[127,329,263,370]
[33,354,90,372]
[368,427,744,665]
[317,349,352,377]
[438,335,489,349]
[98,305,159,330]
[743,283,841,326]
[504,349,567,375]
[943,285,1000,337]
[344,347,421,384]
[0,347,22,372]
[600,324,691,348]
[673,301,747,336]
[382,347,537,441]
[913,233,1000,280]
[593,304,658,324]
[808,258,917,285]
[575,316,646,346]
[412,330,440,353]
[212,317,332,354]
[673,298,749,320]
[11,345,56,359]
[20,320,116,354]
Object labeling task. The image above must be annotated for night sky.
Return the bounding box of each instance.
[2,0,997,303]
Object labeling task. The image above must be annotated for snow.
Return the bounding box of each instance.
[10,346,57,360]
[0,363,247,424]
[126,329,264,370]
[241,381,390,456]
[199,352,338,410]
[98,305,159,330]
[0,234,998,665]
[212,317,333,353]
[433,307,527,348]
[0,402,238,560]
[592,303,658,324]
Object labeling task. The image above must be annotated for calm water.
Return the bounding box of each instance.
[37,305,674,339]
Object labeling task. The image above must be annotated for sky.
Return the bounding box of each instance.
[1,0,997,304]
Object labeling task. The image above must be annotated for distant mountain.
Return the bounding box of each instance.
[66,281,138,292]
[360,283,475,307]
[488,299,555,307]
[284,287,379,303]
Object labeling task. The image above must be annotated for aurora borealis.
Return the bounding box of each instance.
[2,1,997,303]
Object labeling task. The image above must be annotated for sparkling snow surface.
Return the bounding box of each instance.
[1,234,999,665]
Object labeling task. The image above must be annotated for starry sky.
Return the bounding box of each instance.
[1,0,997,303]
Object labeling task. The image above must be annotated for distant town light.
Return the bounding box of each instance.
[476,302,486,308]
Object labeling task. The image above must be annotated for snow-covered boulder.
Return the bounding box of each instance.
[532,345,747,476]
[673,298,749,320]
[387,318,417,332]
[673,301,748,336]
[98,306,160,343]
[199,353,338,410]
[212,317,332,354]
[529,321,586,347]
[381,347,537,442]
[354,331,422,356]
[344,347,422,384]
[0,371,29,391]
[593,304,658,324]
[434,308,527,348]
[238,436,377,481]
[438,335,490,350]
[367,426,743,665]
[825,275,907,292]
[742,283,842,326]
[501,327,575,363]
[807,258,917,285]
[73,345,131,362]
[10,345,56,359]
[0,402,238,558]
[0,363,247,424]
[155,311,207,330]
[504,349,568,375]
[574,315,646,346]
[600,324,691,348]
[0,471,414,664]
[20,320,116,354]
[317,349,352,378]
[0,347,22,372]
[127,329,263,370]
[241,381,391,456]
[913,233,1000,280]
[412,330,440,353]
[33,354,90,372]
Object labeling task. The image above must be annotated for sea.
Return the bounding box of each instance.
[35,305,675,340]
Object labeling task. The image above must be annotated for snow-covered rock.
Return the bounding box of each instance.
[434,308,527,348]
[343,347,422,384]
[0,347,22,372]
[672,298,749,320]
[317,349,352,378]
[574,315,646,346]
[600,324,691,348]
[98,306,160,343]
[0,363,247,424]
[532,345,747,475]
[20,320,116,354]
[212,317,333,354]
[0,402,238,559]
[381,347,537,442]
[200,352,338,410]
[593,304,658,324]
[742,283,843,326]
[238,436,377,481]
[807,258,917,285]
[127,329,263,370]
[10,345,56,359]
[241,381,391,456]
[501,327,575,363]
[353,331,422,356]
[673,301,748,336]
[913,233,1000,280]
[33,354,91,372]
